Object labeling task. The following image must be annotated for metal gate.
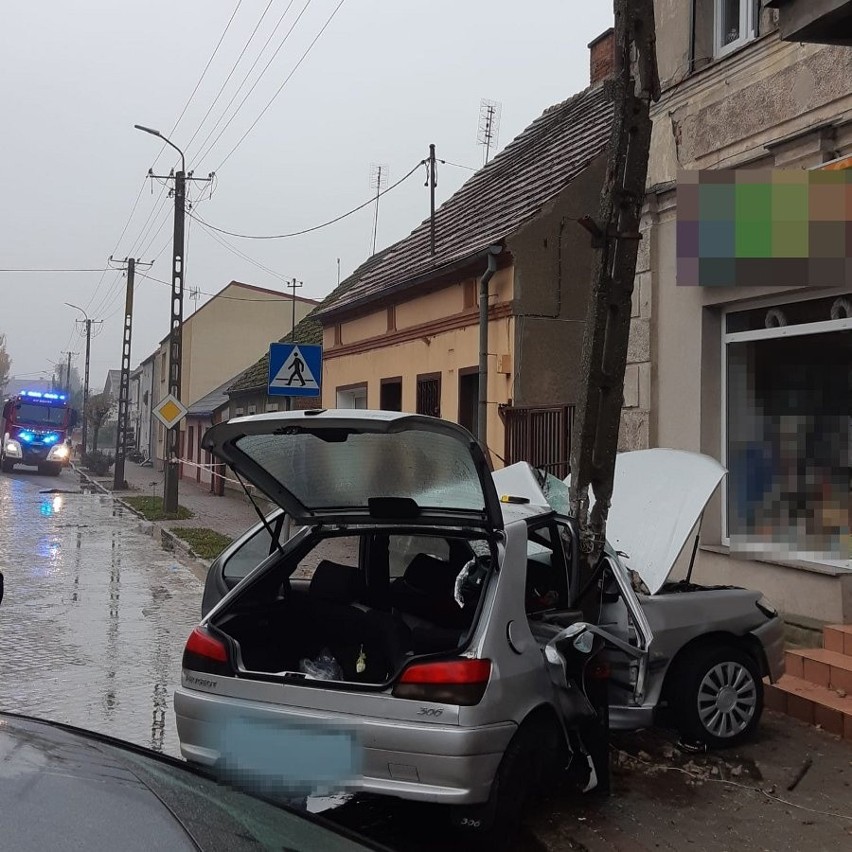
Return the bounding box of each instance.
[502,404,574,479]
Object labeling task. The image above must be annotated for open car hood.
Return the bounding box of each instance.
[493,449,726,594]
[202,409,503,531]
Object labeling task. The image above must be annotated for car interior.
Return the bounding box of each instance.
[211,530,494,686]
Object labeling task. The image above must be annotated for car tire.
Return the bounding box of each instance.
[449,715,558,844]
[38,463,62,477]
[673,643,763,749]
[1,457,14,473]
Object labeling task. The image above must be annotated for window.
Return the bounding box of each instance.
[714,0,758,57]
[160,354,167,382]
[388,534,451,578]
[267,402,279,412]
[416,373,441,417]
[234,407,244,417]
[380,378,402,412]
[223,514,284,582]
[247,404,257,415]
[524,522,571,615]
[336,384,367,409]
[723,296,851,565]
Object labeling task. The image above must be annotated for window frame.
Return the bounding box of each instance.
[714,0,758,58]
[335,382,368,409]
[720,296,852,559]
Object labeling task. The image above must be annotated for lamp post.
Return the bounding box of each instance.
[65,302,94,457]
[134,124,186,514]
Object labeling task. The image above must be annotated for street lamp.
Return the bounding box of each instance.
[133,124,186,174]
[134,123,187,515]
[65,302,92,457]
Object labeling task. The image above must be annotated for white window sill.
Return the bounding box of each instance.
[701,544,852,577]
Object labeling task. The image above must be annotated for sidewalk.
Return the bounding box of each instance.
[117,461,273,539]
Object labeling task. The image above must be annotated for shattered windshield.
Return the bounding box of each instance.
[233,429,487,514]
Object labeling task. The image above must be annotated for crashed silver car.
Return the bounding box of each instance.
[174,410,784,834]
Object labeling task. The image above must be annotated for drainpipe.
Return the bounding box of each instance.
[478,245,502,448]
[688,0,696,75]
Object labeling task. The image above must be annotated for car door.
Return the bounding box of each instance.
[200,509,287,617]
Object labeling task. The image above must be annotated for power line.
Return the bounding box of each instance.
[151,0,245,172]
[182,0,276,157]
[189,0,301,168]
[192,0,313,169]
[214,0,348,172]
[188,158,424,239]
[440,158,477,172]
[138,271,309,303]
[0,268,111,272]
[195,219,288,281]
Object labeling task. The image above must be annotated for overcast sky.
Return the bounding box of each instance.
[1,1,612,391]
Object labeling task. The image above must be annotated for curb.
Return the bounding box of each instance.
[72,462,212,570]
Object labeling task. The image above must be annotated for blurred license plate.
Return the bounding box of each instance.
[217,716,360,794]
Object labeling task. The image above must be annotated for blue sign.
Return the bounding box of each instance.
[268,343,322,398]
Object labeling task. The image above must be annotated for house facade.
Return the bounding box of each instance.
[629,0,852,623]
[145,280,316,469]
[227,58,616,475]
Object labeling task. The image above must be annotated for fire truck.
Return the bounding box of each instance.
[1,390,78,476]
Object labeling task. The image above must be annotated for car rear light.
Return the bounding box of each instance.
[183,626,233,677]
[392,658,491,706]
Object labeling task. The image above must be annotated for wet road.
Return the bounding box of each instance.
[0,467,203,756]
[2,468,851,851]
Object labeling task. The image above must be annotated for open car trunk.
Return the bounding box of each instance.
[208,533,492,689]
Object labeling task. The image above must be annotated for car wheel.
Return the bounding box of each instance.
[450,715,558,843]
[674,644,763,748]
[1,457,15,473]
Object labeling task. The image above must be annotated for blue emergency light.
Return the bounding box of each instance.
[21,390,66,402]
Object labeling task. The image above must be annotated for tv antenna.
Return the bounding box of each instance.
[188,286,201,312]
[369,163,388,255]
[477,98,502,164]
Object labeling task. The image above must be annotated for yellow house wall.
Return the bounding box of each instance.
[322,267,514,465]
[153,283,314,465]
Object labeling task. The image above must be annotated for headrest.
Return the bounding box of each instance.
[310,560,363,604]
[402,554,456,596]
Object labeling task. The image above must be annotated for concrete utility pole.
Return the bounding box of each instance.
[113,257,136,490]
[61,351,75,394]
[477,246,502,448]
[568,0,661,580]
[428,144,437,255]
[65,303,102,456]
[134,124,196,515]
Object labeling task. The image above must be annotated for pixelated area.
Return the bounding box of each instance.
[726,312,851,561]
[676,167,852,287]
[211,715,361,800]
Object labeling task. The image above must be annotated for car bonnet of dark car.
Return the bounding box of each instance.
[0,714,378,852]
[0,717,198,852]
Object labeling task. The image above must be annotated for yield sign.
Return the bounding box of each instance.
[268,343,322,397]
[153,393,188,429]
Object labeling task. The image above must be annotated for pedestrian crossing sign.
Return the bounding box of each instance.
[268,343,322,397]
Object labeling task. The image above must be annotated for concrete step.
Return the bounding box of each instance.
[824,624,852,657]
[764,674,852,740]
[784,647,852,695]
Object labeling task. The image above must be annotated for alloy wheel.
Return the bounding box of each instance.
[696,661,757,739]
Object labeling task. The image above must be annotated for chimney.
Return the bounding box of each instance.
[588,28,616,85]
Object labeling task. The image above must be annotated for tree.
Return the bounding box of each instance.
[0,333,11,397]
[85,393,113,453]
[52,362,84,410]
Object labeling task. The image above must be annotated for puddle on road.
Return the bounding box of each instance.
[0,481,203,759]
